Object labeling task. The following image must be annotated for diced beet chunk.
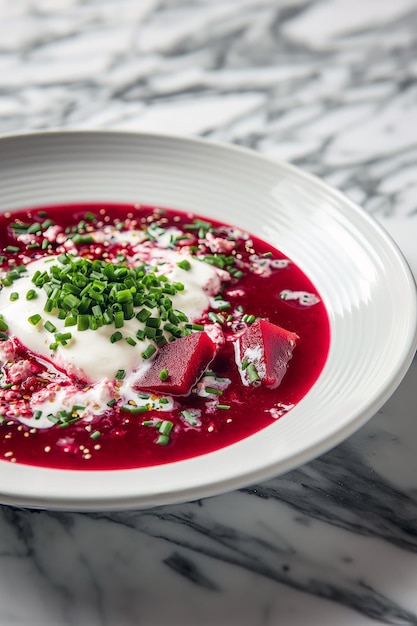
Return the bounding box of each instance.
[235,319,298,389]
[134,332,216,396]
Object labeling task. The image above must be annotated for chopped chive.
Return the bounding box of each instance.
[27,222,42,235]
[156,434,170,446]
[90,431,101,440]
[5,245,19,253]
[0,332,9,340]
[141,344,156,360]
[114,310,124,328]
[217,404,231,410]
[72,234,94,245]
[33,410,42,420]
[205,387,223,396]
[181,410,198,426]
[115,369,126,380]
[44,320,57,333]
[125,336,137,346]
[55,332,72,343]
[186,323,204,331]
[158,420,174,436]
[26,289,37,300]
[142,420,154,426]
[241,359,249,370]
[77,315,89,331]
[0,318,8,331]
[9,292,19,301]
[110,331,123,343]
[208,312,223,324]
[159,368,169,381]
[121,404,148,414]
[28,313,42,325]
[65,316,77,327]
[247,363,260,383]
[176,259,191,271]
[107,398,117,407]
[146,317,161,328]
[136,308,151,322]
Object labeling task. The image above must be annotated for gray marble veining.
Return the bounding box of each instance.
[0,0,417,624]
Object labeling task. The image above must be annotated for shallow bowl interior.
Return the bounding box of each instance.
[0,130,415,511]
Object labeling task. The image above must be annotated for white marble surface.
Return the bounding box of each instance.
[1,0,417,624]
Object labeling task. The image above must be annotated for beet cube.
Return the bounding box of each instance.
[236,319,298,388]
[134,332,216,396]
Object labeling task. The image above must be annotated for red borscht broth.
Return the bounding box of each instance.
[0,203,330,470]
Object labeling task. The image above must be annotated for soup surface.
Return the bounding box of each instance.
[0,203,330,470]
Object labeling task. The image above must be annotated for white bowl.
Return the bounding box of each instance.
[0,130,416,511]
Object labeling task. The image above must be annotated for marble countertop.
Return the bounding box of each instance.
[1,1,417,624]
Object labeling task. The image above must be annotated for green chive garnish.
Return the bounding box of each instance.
[28,313,42,325]
[159,368,169,381]
[25,289,37,300]
[176,259,191,271]
[44,320,57,333]
[141,344,156,360]
[158,420,174,436]
[247,363,260,383]
[121,404,148,414]
[181,410,198,426]
[205,387,222,396]
[0,317,8,331]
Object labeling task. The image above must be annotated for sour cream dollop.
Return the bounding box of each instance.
[0,252,220,383]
